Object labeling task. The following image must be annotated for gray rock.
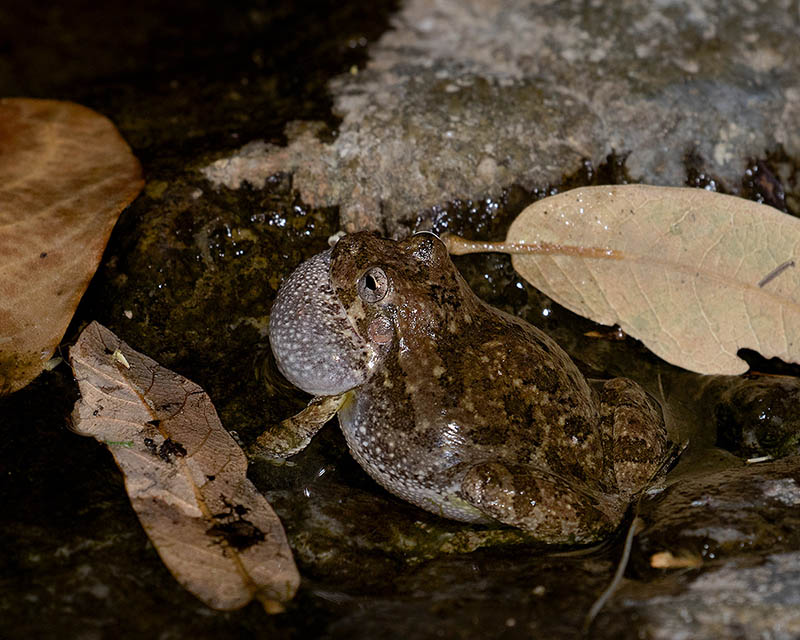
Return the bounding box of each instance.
[601,552,800,640]
[202,0,800,235]
[635,455,800,558]
[590,456,800,639]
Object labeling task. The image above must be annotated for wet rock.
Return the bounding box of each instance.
[587,456,800,638]
[323,550,618,640]
[708,375,800,459]
[202,0,800,236]
[636,455,800,564]
[597,552,800,640]
[76,170,341,440]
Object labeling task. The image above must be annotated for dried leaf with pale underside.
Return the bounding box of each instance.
[69,322,300,611]
[0,98,143,394]
[448,185,800,375]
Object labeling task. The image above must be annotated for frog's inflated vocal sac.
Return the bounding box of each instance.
[262,232,668,544]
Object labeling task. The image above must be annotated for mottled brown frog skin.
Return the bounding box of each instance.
[264,232,667,544]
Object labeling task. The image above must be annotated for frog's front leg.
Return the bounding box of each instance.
[459,461,625,544]
[594,378,667,497]
[250,393,348,459]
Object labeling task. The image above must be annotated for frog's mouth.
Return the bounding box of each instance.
[269,248,372,396]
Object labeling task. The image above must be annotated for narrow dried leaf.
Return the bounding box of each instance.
[69,322,300,611]
[0,98,143,394]
[503,185,800,375]
[650,550,703,569]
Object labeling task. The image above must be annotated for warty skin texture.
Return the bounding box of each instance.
[265,232,667,544]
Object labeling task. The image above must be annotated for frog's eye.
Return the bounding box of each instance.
[357,267,389,303]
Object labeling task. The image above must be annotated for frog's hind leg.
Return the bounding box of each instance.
[459,461,625,544]
[595,378,668,497]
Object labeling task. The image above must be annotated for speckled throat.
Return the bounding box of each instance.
[269,248,373,396]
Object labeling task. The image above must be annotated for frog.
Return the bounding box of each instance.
[257,231,668,544]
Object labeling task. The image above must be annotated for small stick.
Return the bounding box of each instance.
[441,233,623,260]
[582,516,644,634]
[757,259,795,288]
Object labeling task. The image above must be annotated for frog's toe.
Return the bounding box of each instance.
[597,377,668,496]
[460,461,516,515]
[460,461,622,544]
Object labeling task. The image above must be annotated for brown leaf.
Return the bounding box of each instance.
[448,185,800,375]
[0,99,143,394]
[69,322,300,611]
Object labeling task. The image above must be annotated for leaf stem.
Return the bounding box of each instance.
[441,233,623,259]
